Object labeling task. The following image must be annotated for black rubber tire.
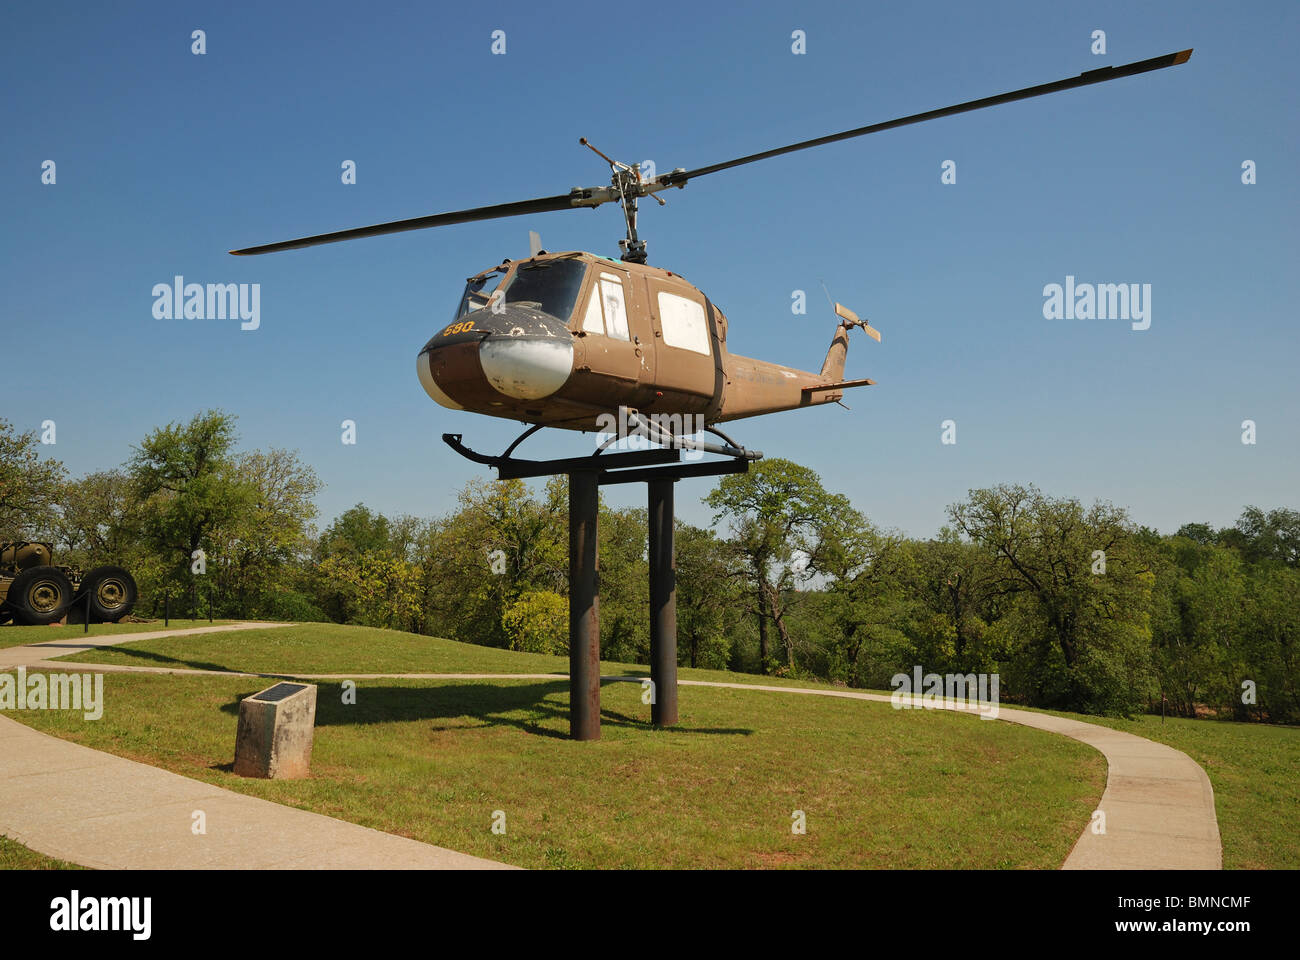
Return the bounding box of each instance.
[79,565,138,623]
[7,566,74,625]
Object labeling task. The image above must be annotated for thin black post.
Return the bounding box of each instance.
[648,477,678,726]
[208,587,213,623]
[164,591,170,627]
[84,589,90,633]
[568,469,601,741]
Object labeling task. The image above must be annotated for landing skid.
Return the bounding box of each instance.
[442,418,761,483]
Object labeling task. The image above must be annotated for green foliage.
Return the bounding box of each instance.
[317,504,393,560]
[675,522,743,669]
[502,590,568,654]
[51,469,135,568]
[5,407,1295,725]
[948,484,1154,714]
[127,410,254,591]
[0,417,67,540]
[416,477,567,647]
[706,458,855,673]
[1233,505,1300,567]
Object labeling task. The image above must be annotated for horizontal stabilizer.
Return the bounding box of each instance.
[803,377,876,395]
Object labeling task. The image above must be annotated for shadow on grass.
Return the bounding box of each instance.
[218,681,754,740]
[61,644,271,675]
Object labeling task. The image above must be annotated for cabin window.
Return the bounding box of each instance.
[599,274,630,340]
[657,291,710,355]
[581,289,604,334]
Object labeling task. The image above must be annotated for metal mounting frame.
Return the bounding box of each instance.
[442,425,761,739]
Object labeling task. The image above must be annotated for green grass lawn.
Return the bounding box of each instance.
[10,669,1102,869]
[21,620,1296,868]
[0,835,85,870]
[54,622,875,693]
[0,619,234,649]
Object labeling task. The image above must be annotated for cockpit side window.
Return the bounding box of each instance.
[456,275,499,320]
[581,288,604,335]
[575,271,631,341]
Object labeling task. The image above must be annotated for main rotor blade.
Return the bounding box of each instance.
[230,193,581,255]
[658,49,1192,187]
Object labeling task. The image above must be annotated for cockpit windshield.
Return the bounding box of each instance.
[498,259,588,321]
[453,258,589,323]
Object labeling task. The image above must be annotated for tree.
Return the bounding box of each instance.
[1233,506,1300,567]
[0,418,66,540]
[674,522,741,669]
[1150,537,1246,717]
[318,549,422,629]
[597,504,649,663]
[1240,564,1300,722]
[316,504,393,561]
[212,448,322,618]
[52,469,135,565]
[127,410,254,587]
[417,477,567,647]
[949,484,1153,713]
[1174,522,1218,546]
[706,459,851,673]
[502,590,568,654]
[904,529,1002,667]
[818,515,910,686]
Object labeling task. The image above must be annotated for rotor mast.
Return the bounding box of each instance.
[577,137,677,264]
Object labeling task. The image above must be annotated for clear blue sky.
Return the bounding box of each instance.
[3,0,1296,537]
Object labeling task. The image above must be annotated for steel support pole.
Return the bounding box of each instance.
[569,469,601,741]
[648,477,679,726]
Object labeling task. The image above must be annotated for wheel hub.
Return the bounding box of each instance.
[28,579,64,613]
[97,578,127,609]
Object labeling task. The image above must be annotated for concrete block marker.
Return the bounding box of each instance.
[234,682,317,779]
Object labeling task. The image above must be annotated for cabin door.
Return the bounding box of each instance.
[571,265,653,408]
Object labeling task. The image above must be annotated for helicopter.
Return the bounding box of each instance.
[231,49,1192,455]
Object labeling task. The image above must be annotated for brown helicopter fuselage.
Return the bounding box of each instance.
[417,251,867,432]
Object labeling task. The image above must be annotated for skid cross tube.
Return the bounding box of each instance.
[444,428,759,739]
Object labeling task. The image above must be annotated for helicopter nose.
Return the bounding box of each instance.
[418,305,574,408]
[478,332,573,400]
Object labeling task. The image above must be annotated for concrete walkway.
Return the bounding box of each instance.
[0,715,512,869]
[3,624,1222,870]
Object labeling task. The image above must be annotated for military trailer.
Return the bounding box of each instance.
[0,541,137,626]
